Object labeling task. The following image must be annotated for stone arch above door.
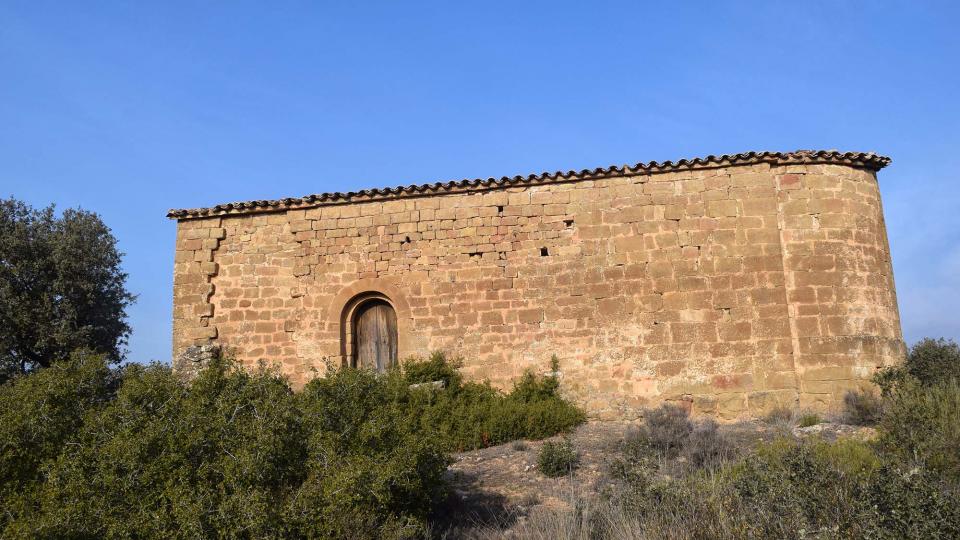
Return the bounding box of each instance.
[327,279,414,367]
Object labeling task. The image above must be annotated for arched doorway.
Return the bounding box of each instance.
[351,298,398,372]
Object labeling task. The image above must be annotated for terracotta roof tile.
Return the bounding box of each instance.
[167,149,889,219]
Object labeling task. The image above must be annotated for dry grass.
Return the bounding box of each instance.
[842,388,884,426]
[440,487,642,540]
[761,405,799,436]
[451,478,745,540]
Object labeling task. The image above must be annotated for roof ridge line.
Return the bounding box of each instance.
[167,149,890,220]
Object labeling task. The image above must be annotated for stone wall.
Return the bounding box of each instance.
[170,152,903,419]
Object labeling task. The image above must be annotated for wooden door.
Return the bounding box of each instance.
[353,300,398,372]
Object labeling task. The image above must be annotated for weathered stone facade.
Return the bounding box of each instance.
[168,150,903,419]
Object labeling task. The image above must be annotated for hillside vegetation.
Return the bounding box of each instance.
[0,352,583,539]
[467,338,960,539]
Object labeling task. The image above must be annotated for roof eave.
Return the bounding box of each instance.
[166,149,890,220]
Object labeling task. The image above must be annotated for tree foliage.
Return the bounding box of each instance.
[874,337,960,394]
[0,197,135,381]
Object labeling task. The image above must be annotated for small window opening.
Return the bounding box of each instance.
[401,236,411,244]
[563,219,574,228]
[468,251,483,258]
[540,247,549,257]
[497,205,504,215]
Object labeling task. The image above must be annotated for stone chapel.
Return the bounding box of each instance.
[168,150,903,419]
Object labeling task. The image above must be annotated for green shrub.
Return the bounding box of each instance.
[728,438,960,538]
[877,378,960,480]
[292,366,451,538]
[842,387,884,425]
[904,337,960,386]
[865,464,960,537]
[876,337,960,393]
[1,358,450,539]
[511,355,562,403]
[816,437,882,476]
[797,412,821,427]
[404,354,585,451]
[0,351,116,530]
[0,351,585,538]
[609,437,957,539]
[537,438,579,477]
[402,351,463,389]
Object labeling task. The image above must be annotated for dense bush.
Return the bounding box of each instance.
[406,355,585,451]
[402,350,463,388]
[0,350,117,529]
[903,337,960,386]
[878,378,960,480]
[729,438,960,538]
[1,356,447,538]
[536,438,579,478]
[729,439,879,537]
[875,337,960,393]
[871,337,960,482]
[0,352,584,538]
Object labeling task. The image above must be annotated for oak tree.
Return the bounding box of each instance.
[0,197,135,381]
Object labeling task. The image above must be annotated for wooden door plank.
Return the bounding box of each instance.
[354,300,398,372]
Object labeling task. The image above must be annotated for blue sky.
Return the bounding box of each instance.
[1,1,957,363]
